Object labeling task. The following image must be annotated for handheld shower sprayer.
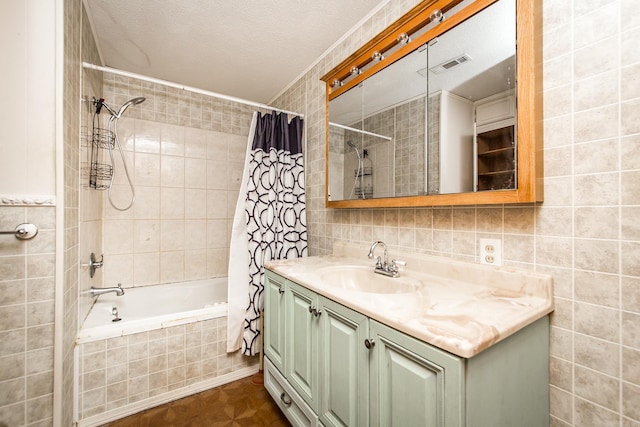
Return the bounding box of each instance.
[114,97,146,118]
[347,140,362,159]
[91,96,146,211]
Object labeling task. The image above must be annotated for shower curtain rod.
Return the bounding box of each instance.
[82,62,304,118]
[329,121,393,141]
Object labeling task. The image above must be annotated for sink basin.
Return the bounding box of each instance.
[316,265,424,294]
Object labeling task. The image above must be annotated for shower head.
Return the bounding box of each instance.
[347,140,363,159]
[115,97,146,117]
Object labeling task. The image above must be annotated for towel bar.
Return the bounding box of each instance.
[0,223,39,240]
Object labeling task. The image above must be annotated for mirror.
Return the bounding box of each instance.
[323,0,541,208]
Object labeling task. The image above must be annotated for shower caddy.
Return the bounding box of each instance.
[86,96,145,211]
[88,98,115,190]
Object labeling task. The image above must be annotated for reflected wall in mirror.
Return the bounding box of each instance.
[323,0,541,208]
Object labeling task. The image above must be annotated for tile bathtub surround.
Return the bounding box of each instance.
[0,205,56,427]
[99,117,249,288]
[270,0,640,425]
[78,317,258,421]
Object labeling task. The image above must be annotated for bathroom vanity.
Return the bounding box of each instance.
[263,242,554,427]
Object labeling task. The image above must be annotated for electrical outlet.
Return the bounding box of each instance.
[480,238,502,266]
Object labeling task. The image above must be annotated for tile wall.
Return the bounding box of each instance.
[0,206,56,427]
[0,0,61,426]
[95,76,256,291]
[78,317,258,421]
[272,0,640,425]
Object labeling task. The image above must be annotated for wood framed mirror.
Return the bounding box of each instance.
[321,0,542,208]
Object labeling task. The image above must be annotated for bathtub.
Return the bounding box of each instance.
[75,277,259,427]
[77,278,228,343]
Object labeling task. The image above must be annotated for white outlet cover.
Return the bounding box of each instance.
[480,238,503,266]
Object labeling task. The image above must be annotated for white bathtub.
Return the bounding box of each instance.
[77,278,228,343]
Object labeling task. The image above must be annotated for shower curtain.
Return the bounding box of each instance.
[227,111,307,355]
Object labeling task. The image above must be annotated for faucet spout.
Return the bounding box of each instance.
[90,283,124,297]
[367,241,405,278]
[368,241,388,267]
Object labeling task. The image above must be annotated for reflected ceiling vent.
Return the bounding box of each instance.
[418,53,473,77]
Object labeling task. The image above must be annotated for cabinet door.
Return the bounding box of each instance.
[475,93,515,127]
[287,281,320,411]
[369,321,464,427]
[264,271,287,374]
[318,297,369,427]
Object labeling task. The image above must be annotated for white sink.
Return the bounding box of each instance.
[315,265,427,317]
[316,265,424,294]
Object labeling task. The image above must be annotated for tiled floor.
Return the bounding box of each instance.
[101,373,290,427]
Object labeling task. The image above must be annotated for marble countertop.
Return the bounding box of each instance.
[264,242,554,358]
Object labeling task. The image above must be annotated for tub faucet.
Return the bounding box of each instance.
[367,241,405,278]
[90,283,124,297]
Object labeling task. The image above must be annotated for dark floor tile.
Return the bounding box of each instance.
[101,374,290,427]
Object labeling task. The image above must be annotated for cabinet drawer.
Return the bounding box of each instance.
[265,357,318,427]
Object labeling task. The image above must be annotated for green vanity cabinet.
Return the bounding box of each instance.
[368,320,463,427]
[264,272,287,373]
[287,281,320,411]
[318,298,369,427]
[263,270,549,427]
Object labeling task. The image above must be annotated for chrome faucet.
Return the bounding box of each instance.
[367,241,405,278]
[90,283,125,297]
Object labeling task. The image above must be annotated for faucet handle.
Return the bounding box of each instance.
[374,256,383,268]
[389,259,406,274]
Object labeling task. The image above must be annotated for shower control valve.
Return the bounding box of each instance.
[89,252,104,278]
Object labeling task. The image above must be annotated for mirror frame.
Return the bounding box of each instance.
[321,0,542,208]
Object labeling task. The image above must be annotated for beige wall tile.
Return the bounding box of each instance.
[575,238,619,274]
[575,270,619,308]
[543,115,572,149]
[575,397,620,427]
[623,347,640,385]
[575,333,620,376]
[622,312,640,349]
[575,302,620,342]
[623,382,640,421]
[544,54,573,90]
[622,242,640,277]
[575,365,620,412]
[622,99,640,136]
[622,276,640,313]
[550,356,573,391]
[574,139,619,175]
[536,207,572,237]
[621,26,640,66]
[536,236,572,267]
[622,170,640,205]
[575,207,619,239]
[550,386,573,424]
[544,84,573,118]
[574,105,619,144]
[574,173,619,206]
[622,63,640,101]
[573,6,618,50]
[574,36,618,81]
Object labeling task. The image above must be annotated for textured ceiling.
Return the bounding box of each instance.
[84,0,386,103]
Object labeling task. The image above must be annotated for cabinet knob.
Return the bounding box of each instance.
[364,338,376,349]
[280,392,292,407]
[308,306,322,317]
[278,287,284,295]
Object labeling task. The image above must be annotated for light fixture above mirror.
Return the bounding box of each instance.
[321,0,542,208]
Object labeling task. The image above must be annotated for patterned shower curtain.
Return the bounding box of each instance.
[227,111,307,356]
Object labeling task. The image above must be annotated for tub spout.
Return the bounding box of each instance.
[90,283,124,297]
